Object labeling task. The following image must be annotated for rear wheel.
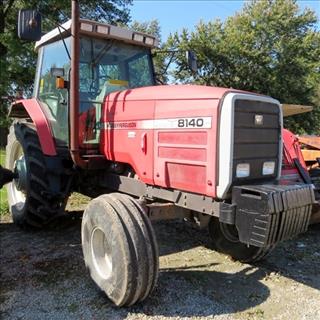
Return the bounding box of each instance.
[81,193,159,306]
[6,123,67,228]
[208,217,273,263]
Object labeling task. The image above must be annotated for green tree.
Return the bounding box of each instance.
[0,0,132,129]
[166,0,320,134]
[131,20,161,40]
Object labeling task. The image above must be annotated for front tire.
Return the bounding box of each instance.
[6,123,66,228]
[208,217,273,263]
[81,193,159,306]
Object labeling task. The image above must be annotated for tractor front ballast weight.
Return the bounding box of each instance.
[230,184,315,247]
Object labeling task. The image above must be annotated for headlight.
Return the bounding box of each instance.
[236,163,250,178]
[262,161,275,175]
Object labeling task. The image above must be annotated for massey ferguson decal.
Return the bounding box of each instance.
[106,122,137,129]
[104,117,212,130]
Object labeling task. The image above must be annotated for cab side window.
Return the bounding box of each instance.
[37,38,71,145]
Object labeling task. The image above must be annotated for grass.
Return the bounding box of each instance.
[0,148,9,217]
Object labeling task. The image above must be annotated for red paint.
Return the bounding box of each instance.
[11,99,57,156]
[79,108,96,143]
[158,131,207,145]
[159,146,207,162]
[105,84,243,102]
[78,106,99,151]
[166,162,207,193]
[280,128,307,184]
[153,97,219,196]
[282,128,307,170]
[101,85,239,197]
[101,94,155,185]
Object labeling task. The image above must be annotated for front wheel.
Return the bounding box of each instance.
[208,217,273,263]
[81,193,159,306]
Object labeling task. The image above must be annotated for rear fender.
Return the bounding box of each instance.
[8,98,57,156]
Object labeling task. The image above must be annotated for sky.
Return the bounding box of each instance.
[130,0,320,41]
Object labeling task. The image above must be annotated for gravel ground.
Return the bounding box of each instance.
[0,209,319,320]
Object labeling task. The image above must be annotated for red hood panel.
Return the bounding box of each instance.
[107,84,245,102]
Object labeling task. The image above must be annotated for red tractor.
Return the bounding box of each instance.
[0,1,317,306]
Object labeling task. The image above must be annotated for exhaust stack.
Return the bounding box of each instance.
[69,0,88,168]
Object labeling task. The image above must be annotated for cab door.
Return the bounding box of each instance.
[36,38,71,146]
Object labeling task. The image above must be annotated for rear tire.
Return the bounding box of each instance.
[6,123,67,228]
[208,217,273,263]
[81,193,159,306]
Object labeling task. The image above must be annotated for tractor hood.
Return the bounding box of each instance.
[105,84,249,102]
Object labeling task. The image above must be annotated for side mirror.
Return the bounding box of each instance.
[186,50,198,73]
[18,9,42,41]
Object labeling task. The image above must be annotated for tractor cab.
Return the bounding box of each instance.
[33,19,158,150]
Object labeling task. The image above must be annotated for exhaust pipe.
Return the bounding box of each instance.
[0,165,16,189]
[69,0,88,169]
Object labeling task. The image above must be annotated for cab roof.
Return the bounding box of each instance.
[35,19,159,50]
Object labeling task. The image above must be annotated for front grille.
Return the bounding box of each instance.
[233,99,281,183]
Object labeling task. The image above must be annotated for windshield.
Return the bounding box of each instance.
[36,36,155,149]
[79,36,155,104]
[78,36,155,147]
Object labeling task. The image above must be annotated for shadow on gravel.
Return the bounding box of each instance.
[0,214,319,319]
[253,223,320,291]
[148,266,270,317]
[156,220,320,291]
